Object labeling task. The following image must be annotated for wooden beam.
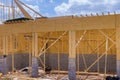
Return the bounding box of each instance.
[69,31,76,58]
[32,33,38,57]
[14,0,32,18]
[18,0,43,17]
[34,33,38,57]
[0,14,120,35]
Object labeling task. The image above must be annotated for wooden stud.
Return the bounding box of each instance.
[39,31,67,56]
[28,37,32,74]
[58,40,60,75]
[90,31,115,54]
[86,44,114,72]
[97,36,100,73]
[104,38,108,76]
[98,30,116,45]
[11,35,14,72]
[75,30,87,47]
[2,35,5,53]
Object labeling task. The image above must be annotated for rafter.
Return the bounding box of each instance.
[14,0,32,18]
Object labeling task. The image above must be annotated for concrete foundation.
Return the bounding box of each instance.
[0,53,116,75]
[39,53,116,73]
[31,57,38,78]
[117,60,120,76]
[68,58,76,80]
[0,56,8,74]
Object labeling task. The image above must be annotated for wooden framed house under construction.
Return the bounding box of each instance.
[0,0,120,80]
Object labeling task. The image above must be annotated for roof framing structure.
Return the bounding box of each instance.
[0,14,120,35]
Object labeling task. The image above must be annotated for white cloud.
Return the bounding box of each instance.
[0,2,4,5]
[104,0,118,5]
[26,4,40,12]
[25,0,43,3]
[55,3,70,15]
[54,0,92,15]
[54,0,120,16]
[69,0,92,5]
[22,4,40,18]
[0,22,2,24]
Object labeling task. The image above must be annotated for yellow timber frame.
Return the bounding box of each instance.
[0,14,120,79]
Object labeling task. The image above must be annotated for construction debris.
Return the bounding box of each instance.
[0,69,115,80]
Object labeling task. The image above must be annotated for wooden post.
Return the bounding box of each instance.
[32,33,35,57]
[31,33,38,77]
[3,36,6,55]
[10,35,15,72]
[28,37,32,74]
[2,35,8,74]
[104,38,108,76]
[116,27,120,76]
[5,36,8,55]
[34,33,38,57]
[68,31,76,80]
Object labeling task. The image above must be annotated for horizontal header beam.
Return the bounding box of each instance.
[0,14,120,35]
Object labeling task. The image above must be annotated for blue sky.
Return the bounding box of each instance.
[20,0,68,17]
[0,0,120,19]
[19,0,120,17]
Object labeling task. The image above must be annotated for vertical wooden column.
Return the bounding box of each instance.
[32,33,35,56]
[34,33,38,57]
[2,35,8,74]
[31,33,38,77]
[10,35,15,72]
[32,33,38,56]
[68,31,76,80]
[116,27,120,76]
[3,35,8,55]
[28,38,32,74]
[3,36,6,55]
[5,36,8,56]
